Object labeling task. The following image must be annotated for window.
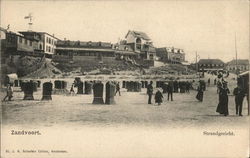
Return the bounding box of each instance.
[19,37,22,43]
[49,38,51,44]
[149,54,154,60]
[29,41,32,46]
[25,39,28,44]
[48,46,51,52]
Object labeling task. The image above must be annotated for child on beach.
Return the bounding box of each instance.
[155,88,163,105]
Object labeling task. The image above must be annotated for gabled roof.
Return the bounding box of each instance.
[125,30,151,41]
[227,59,249,65]
[198,59,224,64]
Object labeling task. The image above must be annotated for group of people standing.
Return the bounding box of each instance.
[194,71,248,117]
[147,80,194,105]
[172,80,192,93]
[216,78,247,117]
[147,81,165,105]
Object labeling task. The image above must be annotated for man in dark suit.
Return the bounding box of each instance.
[167,81,174,101]
[147,81,153,104]
[233,85,245,116]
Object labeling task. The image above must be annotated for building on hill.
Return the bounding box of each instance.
[19,31,59,57]
[3,30,59,58]
[53,40,116,64]
[156,47,185,64]
[226,59,249,72]
[113,44,139,60]
[53,38,155,68]
[198,59,225,71]
[53,40,146,72]
[5,31,36,55]
[113,30,156,67]
[124,30,156,62]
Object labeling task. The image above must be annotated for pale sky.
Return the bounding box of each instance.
[1,0,249,62]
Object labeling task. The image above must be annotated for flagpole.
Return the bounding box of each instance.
[196,51,198,73]
[235,32,238,76]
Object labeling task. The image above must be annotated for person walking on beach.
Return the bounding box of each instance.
[147,81,153,104]
[70,83,75,95]
[2,84,13,101]
[167,81,174,101]
[196,80,204,102]
[233,85,245,116]
[115,82,121,96]
[186,81,190,93]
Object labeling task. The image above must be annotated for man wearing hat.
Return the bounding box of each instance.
[167,81,174,101]
[233,84,245,116]
[147,81,153,104]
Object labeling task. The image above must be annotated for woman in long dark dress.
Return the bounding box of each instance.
[216,82,230,116]
[196,81,204,102]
